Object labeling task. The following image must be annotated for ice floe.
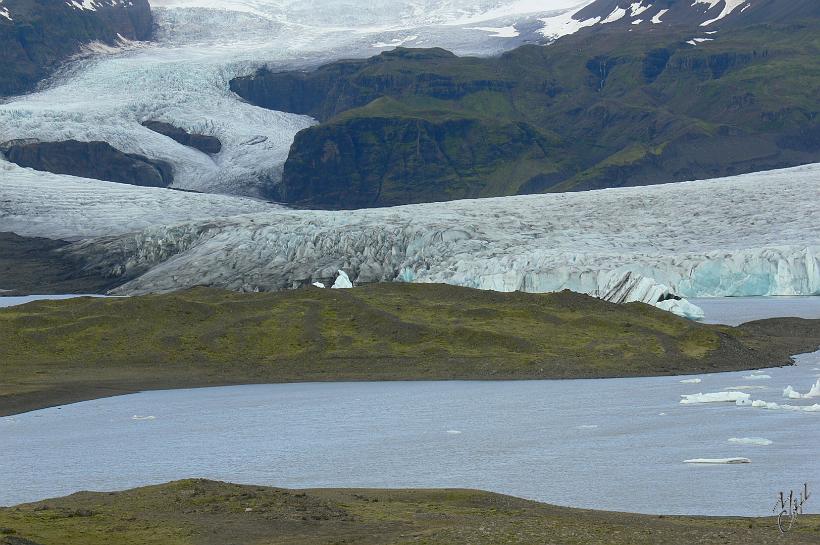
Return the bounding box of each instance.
[680,392,750,404]
[684,457,750,464]
[744,374,772,380]
[680,378,702,384]
[131,415,156,420]
[728,437,772,446]
[735,399,820,413]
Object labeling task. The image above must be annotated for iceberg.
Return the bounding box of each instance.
[743,374,771,380]
[331,270,353,289]
[41,164,820,319]
[782,380,820,399]
[680,392,750,404]
[680,378,702,384]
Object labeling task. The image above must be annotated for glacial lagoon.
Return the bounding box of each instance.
[1,297,818,515]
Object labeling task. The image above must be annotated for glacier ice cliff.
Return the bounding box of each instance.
[46,164,820,317]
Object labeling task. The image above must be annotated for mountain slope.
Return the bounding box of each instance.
[0,0,152,97]
[231,20,820,207]
[565,0,820,34]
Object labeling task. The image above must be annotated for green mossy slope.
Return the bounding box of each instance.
[1,284,818,415]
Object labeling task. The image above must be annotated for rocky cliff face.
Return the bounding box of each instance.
[281,117,555,209]
[2,140,173,188]
[232,19,820,208]
[0,0,153,97]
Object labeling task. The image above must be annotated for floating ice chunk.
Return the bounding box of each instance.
[726,385,766,391]
[331,270,353,289]
[728,437,772,446]
[680,392,750,404]
[783,385,802,399]
[577,425,598,429]
[680,378,702,384]
[658,412,667,416]
[684,457,750,464]
[446,430,462,434]
[132,415,156,420]
[743,374,771,380]
[312,282,326,288]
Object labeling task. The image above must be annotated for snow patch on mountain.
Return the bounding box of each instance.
[696,0,747,26]
[0,0,11,21]
[651,8,668,23]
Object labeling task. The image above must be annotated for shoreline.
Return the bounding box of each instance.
[0,356,805,418]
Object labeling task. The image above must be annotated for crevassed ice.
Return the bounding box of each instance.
[52,164,820,312]
[0,163,277,240]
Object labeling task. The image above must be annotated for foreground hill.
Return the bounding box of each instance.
[0,0,152,97]
[1,479,818,545]
[232,20,820,207]
[2,284,819,416]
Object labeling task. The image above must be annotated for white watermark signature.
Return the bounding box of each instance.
[773,483,811,534]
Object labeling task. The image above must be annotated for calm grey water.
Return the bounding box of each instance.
[690,296,820,326]
[0,294,111,307]
[1,297,819,515]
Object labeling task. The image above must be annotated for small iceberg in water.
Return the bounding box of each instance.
[132,415,156,421]
[743,374,772,380]
[783,379,820,399]
[680,378,702,384]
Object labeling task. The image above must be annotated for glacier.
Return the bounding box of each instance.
[42,163,819,317]
[0,162,277,240]
[0,0,579,198]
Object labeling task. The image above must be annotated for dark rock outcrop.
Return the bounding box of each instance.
[3,140,173,187]
[142,121,222,155]
[281,117,554,209]
[0,0,153,97]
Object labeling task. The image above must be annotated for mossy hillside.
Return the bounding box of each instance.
[1,479,819,545]
[232,21,820,207]
[2,284,819,416]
